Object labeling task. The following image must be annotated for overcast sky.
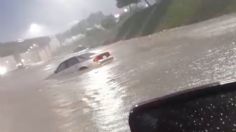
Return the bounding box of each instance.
[0,0,117,42]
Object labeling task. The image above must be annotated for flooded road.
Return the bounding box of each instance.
[2,14,236,132]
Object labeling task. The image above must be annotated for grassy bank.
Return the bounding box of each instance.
[116,0,236,40]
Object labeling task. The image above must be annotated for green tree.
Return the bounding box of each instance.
[101,15,117,29]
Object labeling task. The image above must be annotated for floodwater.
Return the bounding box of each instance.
[2,14,236,132]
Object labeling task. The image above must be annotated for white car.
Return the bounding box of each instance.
[53,51,113,75]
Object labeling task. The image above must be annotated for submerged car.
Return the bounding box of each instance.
[16,63,26,70]
[54,51,113,75]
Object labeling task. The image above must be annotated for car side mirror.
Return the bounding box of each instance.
[129,82,236,132]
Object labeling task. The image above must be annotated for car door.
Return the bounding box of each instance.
[63,57,80,74]
[54,61,68,76]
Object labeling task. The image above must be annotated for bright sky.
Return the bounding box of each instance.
[0,0,117,42]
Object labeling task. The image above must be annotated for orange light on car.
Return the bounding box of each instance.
[93,52,111,62]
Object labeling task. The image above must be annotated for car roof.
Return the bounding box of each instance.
[60,52,95,63]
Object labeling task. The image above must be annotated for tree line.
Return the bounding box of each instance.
[116,0,151,8]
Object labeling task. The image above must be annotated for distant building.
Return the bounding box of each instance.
[0,36,61,71]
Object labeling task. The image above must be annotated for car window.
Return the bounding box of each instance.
[55,57,79,73]
[77,53,95,62]
[55,62,67,73]
[65,57,80,68]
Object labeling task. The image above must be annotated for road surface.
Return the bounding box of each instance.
[1,14,236,132]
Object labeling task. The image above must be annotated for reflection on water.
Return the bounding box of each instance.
[81,66,128,132]
[188,42,236,86]
[44,63,129,132]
